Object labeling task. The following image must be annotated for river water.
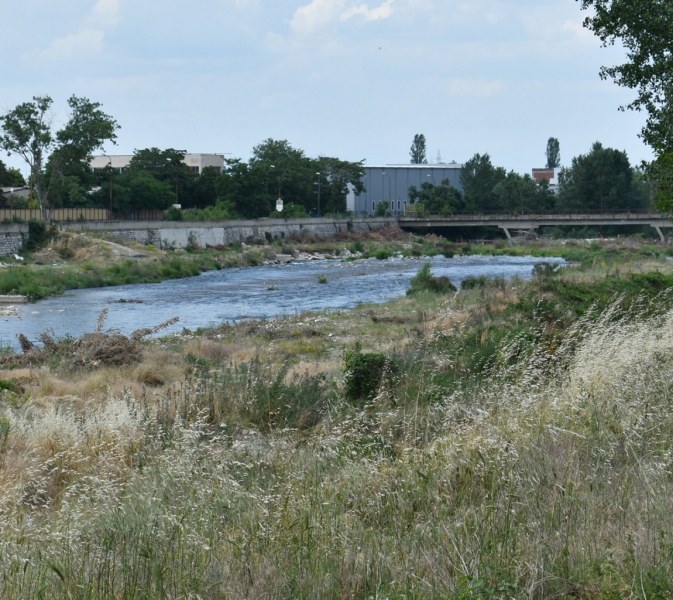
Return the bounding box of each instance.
[0,254,564,351]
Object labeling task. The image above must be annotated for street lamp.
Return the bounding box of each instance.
[104,155,113,216]
[315,171,321,217]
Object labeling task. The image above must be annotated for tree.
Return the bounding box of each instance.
[0,95,118,219]
[408,179,463,214]
[557,141,645,210]
[493,172,542,213]
[578,1,673,155]
[546,137,561,168]
[112,171,175,212]
[460,153,507,211]
[0,159,25,187]
[314,156,365,215]
[128,148,193,206]
[409,134,428,164]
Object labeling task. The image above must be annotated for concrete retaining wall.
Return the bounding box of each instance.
[0,224,26,257]
[59,217,397,249]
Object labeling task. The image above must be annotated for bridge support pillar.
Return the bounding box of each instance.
[653,225,666,243]
[500,226,512,241]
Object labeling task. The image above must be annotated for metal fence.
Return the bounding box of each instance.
[0,208,165,223]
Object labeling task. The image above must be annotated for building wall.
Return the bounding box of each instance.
[354,163,463,215]
[90,153,226,174]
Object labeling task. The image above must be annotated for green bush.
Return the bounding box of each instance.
[343,348,395,402]
[23,219,54,251]
[407,262,456,295]
[461,275,506,290]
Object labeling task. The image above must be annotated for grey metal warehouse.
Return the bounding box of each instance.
[351,162,463,215]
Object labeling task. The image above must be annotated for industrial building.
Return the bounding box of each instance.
[351,162,463,215]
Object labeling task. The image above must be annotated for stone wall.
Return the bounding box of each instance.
[0,224,26,257]
[60,217,397,249]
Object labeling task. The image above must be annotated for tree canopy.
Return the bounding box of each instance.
[546,137,561,168]
[0,95,118,218]
[409,134,428,164]
[0,159,25,188]
[578,0,673,155]
[557,141,647,210]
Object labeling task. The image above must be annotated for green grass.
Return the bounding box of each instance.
[0,254,220,299]
[4,240,673,597]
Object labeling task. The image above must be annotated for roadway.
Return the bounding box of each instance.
[397,210,673,241]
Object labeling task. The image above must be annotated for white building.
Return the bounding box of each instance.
[90,153,226,174]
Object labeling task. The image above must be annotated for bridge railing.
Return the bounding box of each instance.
[400,208,664,220]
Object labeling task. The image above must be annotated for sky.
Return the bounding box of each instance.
[0,0,654,178]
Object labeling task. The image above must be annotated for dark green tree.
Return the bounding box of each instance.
[460,153,507,211]
[250,139,313,213]
[314,156,365,215]
[216,158,268,218]
[0,95,118,219]
[578,0,673,155]
[557,142,645,210]
[493,172,542,212]
[112,171,175,212]
[546,137,561,168]
[409,134,428,164]
[408,179,463,214]
[0,160,25,187]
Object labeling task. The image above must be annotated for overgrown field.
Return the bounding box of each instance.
[2,237,673,597]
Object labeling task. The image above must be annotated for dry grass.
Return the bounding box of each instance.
[3,251,673,597]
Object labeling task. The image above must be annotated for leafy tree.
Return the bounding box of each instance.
[248,139,364,217]
[651,153,673,212]
[0,95,118,219]
[408,179,463,214]
[493,172,542,212]
[213,158,266,218]
[557,141,645,210]
[112,171,175,212]
[460,153,507,211]
[188,166,219,209]
[0,160,25,187]
[314,156,365,215]
[250,139,313,213]
[409,134,428,164]
[129,148,193,205]
[577,0,673,155]
[546,137,561,168]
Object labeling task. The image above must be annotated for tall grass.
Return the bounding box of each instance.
[3,272,673,596]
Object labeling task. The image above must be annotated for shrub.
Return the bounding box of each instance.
[407,262,456,295]
[343,347,396,402]
[23,219,54,251]
[461,275,506,290]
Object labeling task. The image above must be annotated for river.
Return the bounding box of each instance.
[0,254,564,351]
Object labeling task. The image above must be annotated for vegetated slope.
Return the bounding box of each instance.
[1,247,673,597]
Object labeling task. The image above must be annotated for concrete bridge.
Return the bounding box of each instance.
[398,211,673,241]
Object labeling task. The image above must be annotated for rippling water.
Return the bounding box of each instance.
[0,254,564,350]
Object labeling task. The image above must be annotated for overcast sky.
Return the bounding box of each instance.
[0,0,653,177]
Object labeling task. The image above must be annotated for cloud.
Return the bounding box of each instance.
[40,29,105,61]
[341,0,395,22]
[290,0,345,34]
[290,0,394,34]
[91,0,120,26]
[38,0,121,62]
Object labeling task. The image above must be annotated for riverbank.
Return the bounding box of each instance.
[1,225,672,300]
[2,241,673,596]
